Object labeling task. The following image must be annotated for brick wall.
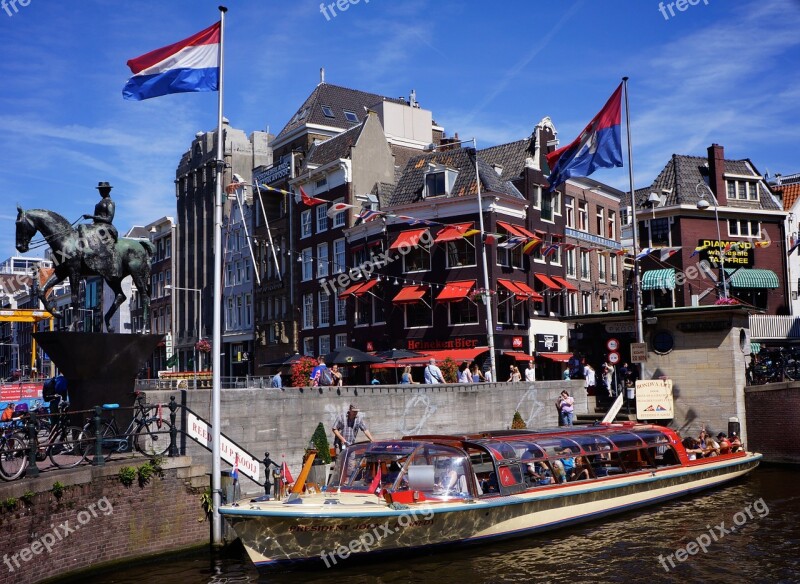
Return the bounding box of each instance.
[0,457,208,584]
[745,383,800,463]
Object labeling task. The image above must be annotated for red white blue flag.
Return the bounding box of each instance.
[546,84,623,191]
[123,22,220,101]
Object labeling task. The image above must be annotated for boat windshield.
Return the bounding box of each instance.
[329,442,418,492]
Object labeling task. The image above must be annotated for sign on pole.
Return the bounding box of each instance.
[635,379,674,420]
[187,411,261,482]
[608,351,620,365]
[630,342,648,363]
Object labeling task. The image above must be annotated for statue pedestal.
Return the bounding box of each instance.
[33,332,162,428]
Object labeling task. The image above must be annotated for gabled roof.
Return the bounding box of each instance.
[276,83,405,141]
[303,121,366,169]
[773,182,800,211]
[623,154,781,211]
[479,137,536,182]
[389,148,523,207]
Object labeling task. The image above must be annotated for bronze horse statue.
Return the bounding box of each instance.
[15,206,154,333]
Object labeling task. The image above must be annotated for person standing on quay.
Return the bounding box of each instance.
[557,390,575,427]
[524,360,536,383]
[424,358,445,384]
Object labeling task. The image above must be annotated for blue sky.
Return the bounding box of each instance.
[1,0,799,259]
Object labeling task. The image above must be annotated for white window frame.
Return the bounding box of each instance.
[302,293,314,329]
[578,201,588,232]
[335,333,347,349]
[303,337,314,357]
[566,248,577,278]
[316,204,328,233]
[448,300,479,326]
[333,238,346,274]
[728,219,760,238]
[607,210,617,240]
[580,249,591,281]
[598,253,607,283]
[301,248,313,281]
[319,335,331,358]
[404,301,433,329]
[317,243,329,278]
[301,209,312,238]
[332,198,346,228]
[610,256,618,284]
[335,294,347,325]
[318,291,330,327]
[565,195,575,228]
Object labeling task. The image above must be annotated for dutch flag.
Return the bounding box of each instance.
[123,22,220,101]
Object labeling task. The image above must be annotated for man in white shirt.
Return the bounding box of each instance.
[424,358,445,384]
[524,360,536,382]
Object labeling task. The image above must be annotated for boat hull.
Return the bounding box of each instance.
[221,452,761,568]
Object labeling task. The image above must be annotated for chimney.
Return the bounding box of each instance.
[708,144,726,205]
[320,67,325,84]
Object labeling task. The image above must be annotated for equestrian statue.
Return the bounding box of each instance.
[15,182,153,333]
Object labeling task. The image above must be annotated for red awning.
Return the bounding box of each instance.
[496,221,537,239]
[371,347,489,369]
[534,273,562,290]
[434,223,475,243]
[389,228,429,250]
[498,279,543,301]
[337,279,378,299]
[435,280,475,302]
[551,276,579,291]
[392,285,428,304]
[539,352,572,363]
[503,351,534,362]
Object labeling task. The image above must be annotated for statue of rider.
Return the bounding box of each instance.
[83,181,118,243]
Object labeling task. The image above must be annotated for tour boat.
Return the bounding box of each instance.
[219,422,761,569]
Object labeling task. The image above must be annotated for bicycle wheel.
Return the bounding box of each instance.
[134,418,174,457]
[83,421,117,462]
[0,434,28,481]
[48,426,89,469]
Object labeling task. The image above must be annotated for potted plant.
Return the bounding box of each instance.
[306,422,332,487]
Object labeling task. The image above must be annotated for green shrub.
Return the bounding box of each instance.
[2,497,17,511]
[511,410,526,429]
[311,422,332,465]
[118,466,137,487]
[20,490,35,505]
[51,481,66,500]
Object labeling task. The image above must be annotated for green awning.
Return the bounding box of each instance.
[641,269,676,291]
[750,342,761,355]
[724,268,779,289]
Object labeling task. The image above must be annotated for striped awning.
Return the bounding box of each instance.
[641,269,676,291]
[725,268,779,289]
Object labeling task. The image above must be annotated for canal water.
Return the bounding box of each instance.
[70,465,799,584]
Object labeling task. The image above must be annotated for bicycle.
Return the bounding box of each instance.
[0,400,89,480]
[83,391,174,462]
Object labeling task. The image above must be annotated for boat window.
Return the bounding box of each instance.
[505,440,546,461]
[330,442,420,492]
[534,437,582,457]
[571,434,615,453]
[633,430,671,446]
[608,432,646,450]
[400,444,473,498]
[618,448,656,471]
[482,441,518,461]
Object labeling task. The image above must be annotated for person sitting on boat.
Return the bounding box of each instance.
[480,472,499,494]
[729,432,743,452]
[682,437,704,460]
[525,462,554,486]
[332,404,375,449]
[698,429,720,457]
[717,432,732,455]
[570,456,591,481]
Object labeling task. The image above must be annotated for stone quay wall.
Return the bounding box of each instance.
[0,457,209,584]
[150,380,585,493]
[745,382,800,464]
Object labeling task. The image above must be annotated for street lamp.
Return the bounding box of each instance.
[165,284,203,389]
[695,182,729,300]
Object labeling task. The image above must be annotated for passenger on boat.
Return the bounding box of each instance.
[524,462,554,486]
[717,433,732,455]
[570,456,591,481]
[729,432,743,452]
[682,437,704,460]
[698,429,720,457]
[480,472,499,493]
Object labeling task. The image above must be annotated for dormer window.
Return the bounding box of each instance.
[322,105,335,118]
[423,164,458,198]
[298,107,309,120]
[343,110,358,123]
[726,179,759,201]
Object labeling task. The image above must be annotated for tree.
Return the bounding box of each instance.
[440,357,459,383]
[291,356,317,388]
[511,410,526,429]
[310,422,332,465]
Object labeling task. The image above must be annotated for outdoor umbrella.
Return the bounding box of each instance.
[323,347,384,384]
[373,348,424,383]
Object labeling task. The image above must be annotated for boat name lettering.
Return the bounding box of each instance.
[289,525,349,532]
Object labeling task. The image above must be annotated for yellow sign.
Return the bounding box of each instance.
[635,379,674,420]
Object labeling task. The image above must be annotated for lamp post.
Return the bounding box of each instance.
[165,285,203,389]
[695,182,728,300]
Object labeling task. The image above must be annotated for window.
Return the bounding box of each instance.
[565,196,575,228]
[498,292,525,325]
[303,337,314,356]
[620,205,632,226]
[316,204,328,233]
[318,292,330,326]
[319,335,330,357]
[335,333,347,349]
[332,198,346,228]
[322,105,335,118]
[226,298,234,329]
[728,219,760,237]
[610,256,618,284]
[578,201,588,232]
[317,243,329,278]
[580,249,591,280]
[566,248,577,278]
[335,294,347,324]
[648,218,670,246]
[405,298,432,328]
[611,298,620,312]
[498,244,523,268]
[301,210,312,238]
[549,237,562,265]
[449,301,478,325]
[596,207,604,236]
[303,293,314,329]
[598,253,607,282]
[423,166,458,198]
[607,210,617,240]
[301,248,313,281]
[445,237,476,268]
[541,189,554,222]
[582,292,592,314]
[726,180,759,201]
[344,110,359,123]
[333,239,346,274]
[355,296,371,326]
[236,296,243,328]
[403,244,431,272]
[244,294,252,327]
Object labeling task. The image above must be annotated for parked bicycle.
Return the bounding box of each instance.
[0,399,88,480]
[82,391,174,462]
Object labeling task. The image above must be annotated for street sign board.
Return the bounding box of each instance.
[608,351,620,364]
[635,379,674,420]
[606,338,620,352]
[605,322,636,334]
[630,342,648,363]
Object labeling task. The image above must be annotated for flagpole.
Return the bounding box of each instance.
[211,4,227,546]
[474,138,497,383]
[623,77,645,348]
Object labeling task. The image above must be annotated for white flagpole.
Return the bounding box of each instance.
[211,4,227,545]
[623,77,645,348]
